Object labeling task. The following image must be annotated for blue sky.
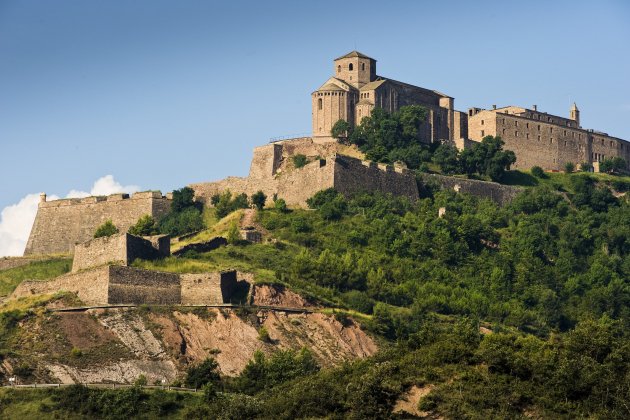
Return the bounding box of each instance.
[1,0,629,254]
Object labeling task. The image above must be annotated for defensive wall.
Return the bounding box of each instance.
[24,191,171,256]
[11,266,239,306]
[422,173,523,205]
[72,233,170,272]
[190,138,419,207]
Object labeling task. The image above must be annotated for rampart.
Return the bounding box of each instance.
[107,266,180,305]
[422,174,523,205]
[11,265,239,306]
[72,233,170,272]
[180,271,237,305]
[24,191,171,256]
[190,138,419,207]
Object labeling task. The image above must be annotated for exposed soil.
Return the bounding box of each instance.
[251,284,313,308]
[56,312,117,351]
[392,385,438,418]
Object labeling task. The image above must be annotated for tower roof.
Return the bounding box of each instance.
[571,102,579,111]
[334,50,376,61]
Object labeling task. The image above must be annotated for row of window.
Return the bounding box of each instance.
[315,92,345,97]
[360,92,370,99]
[337,63,367,73]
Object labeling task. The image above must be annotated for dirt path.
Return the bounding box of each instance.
[239,209,269,235]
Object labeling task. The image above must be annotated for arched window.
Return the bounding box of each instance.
[337,65,341,73]
[361,63,365,71]
[318,98,322,110]
[349,63,353,71]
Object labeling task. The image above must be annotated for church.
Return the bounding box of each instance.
[311,51,468,144]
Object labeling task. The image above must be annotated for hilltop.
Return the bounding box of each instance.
[0,170,628,418]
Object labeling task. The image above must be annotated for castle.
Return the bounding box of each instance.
[312,51,629,171]
[312,51,467,144]
[22,51,628,258]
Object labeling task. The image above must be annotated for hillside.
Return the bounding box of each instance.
[0,172,629,419]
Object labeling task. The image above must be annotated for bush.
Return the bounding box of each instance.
[94,220,119,238]
[215,190,250,218]
[134,374,147,386]
[185,357,220,389]
[292,154,308,169]
[531,166,545,178]
[70,347,83,358]
[226,222,241,245]
[274,199,288,213]
[171,187,196,213]
[306,188,342,209]
[564,162,575,173]
[128,215,159,236]
[158,207,204,236]
[251,191,267,210]
[258,327,272,343]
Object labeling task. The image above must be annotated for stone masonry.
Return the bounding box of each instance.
[468,105,630,171]
[72,233,170,272]
[312,51,468,143]
[24,191,171,256]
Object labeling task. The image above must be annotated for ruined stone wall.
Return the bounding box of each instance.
[422,174,523,206]
[12,266,110,305]
[332,155,419,201]
[180,270,237,305]
[72,233,168,272]
[107,266,180,305]
[24,192,171,256]
[72,234,128,272]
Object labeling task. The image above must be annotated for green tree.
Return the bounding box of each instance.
[274,198,288,213]
[171,187,196,213]
[94,220,119,238]
[331,119,352,142]
[128,215,159,236]
[185,357,220,389]
[564,162,575,173]
[251,191,267,210]
[432,144,460,174]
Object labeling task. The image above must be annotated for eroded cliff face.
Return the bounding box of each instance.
[0,288,376,384]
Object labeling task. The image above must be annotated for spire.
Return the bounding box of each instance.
[571,102,579,111]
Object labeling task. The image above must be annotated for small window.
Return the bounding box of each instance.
[481,120,484,125]
[515,121,518,127]
[481,130,484,136]
[318,98,322,110]
[550,127,553,133]
[349,63,353,71]
[538,125,541,131]
[537,135,541,141]
[502,128,506,135]
[550,138,554,144]
[564,130,567,135]
[610,141,614,147]
[526,133,529,139]
[515,131,518,137]
[526,123,529,128]
[337,65,341,73]
[361,63,365,71]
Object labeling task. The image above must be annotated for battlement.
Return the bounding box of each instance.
[25,190,171,256]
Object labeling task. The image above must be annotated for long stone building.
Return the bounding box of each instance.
[467,104,630,171]
[311,51,468,143]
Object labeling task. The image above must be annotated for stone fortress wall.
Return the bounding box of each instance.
[190,138,420,207]
[25,191,171,256]
[14,232,238,306]
[72,233,170,272]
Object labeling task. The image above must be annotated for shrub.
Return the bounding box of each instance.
[70,347,83,358]
[564,162,575,173]
[258,327,272,343]
[128,214,159,236]
[94,220,119,238]
[306,188,342,209]
[292,154,308,168]
[251,191,267,210]
[158,207,204,236]
[185,357,220,389]
[215,190,250,218]
[274,199,288,213]
[134,374,147,386]
[579,162,593,172]
[531,166,545,178]
[226,222,241,245]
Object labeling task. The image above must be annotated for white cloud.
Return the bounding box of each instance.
[0,176,141,257]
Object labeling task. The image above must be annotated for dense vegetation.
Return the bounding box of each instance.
[2,171,629,418]
[158,187,205,236]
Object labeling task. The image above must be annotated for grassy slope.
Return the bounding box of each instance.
[0,258,72,297]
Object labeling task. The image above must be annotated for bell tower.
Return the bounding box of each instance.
[570,102,580,127]
[333,51,376,89]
